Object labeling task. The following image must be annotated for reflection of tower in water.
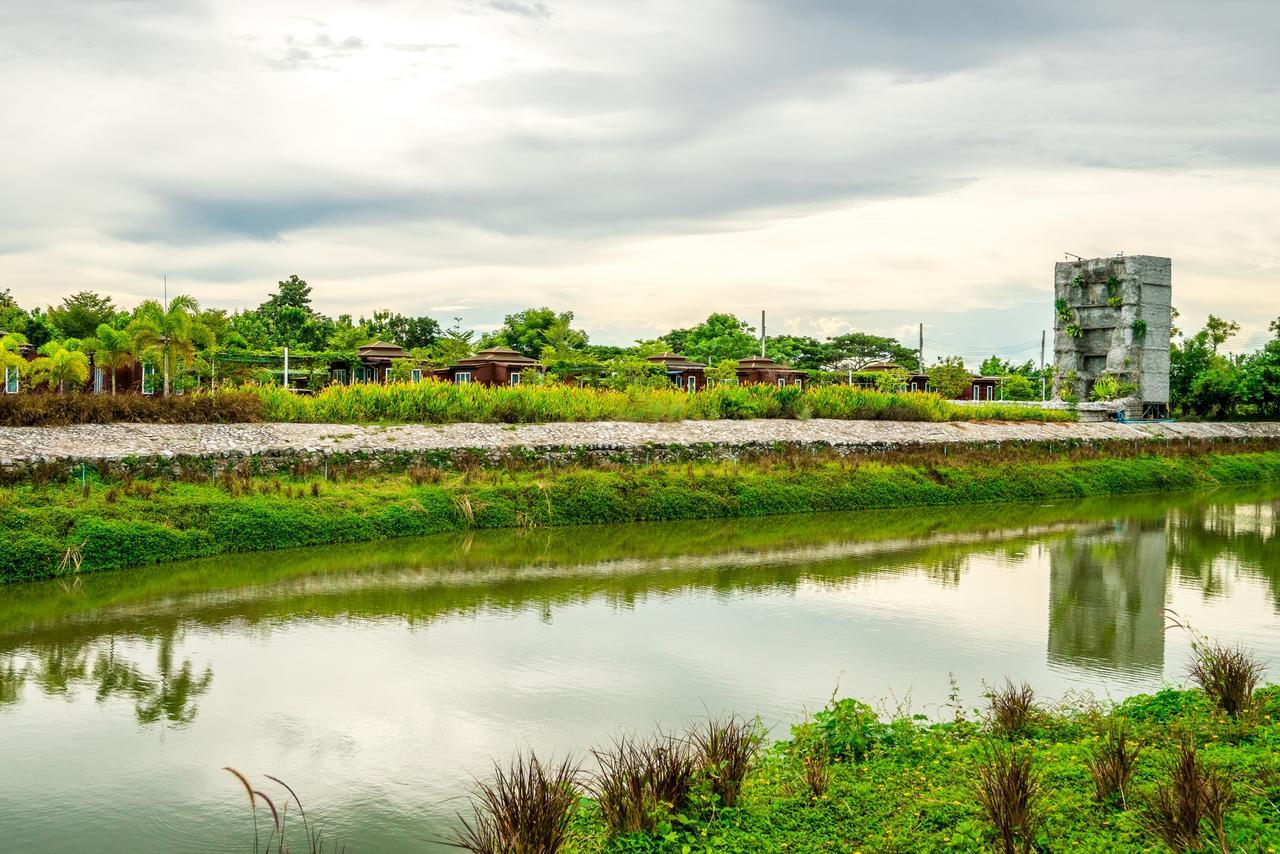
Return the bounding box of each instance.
[1047,519,1167,676]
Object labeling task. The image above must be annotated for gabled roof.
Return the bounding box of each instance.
[455,346,540,367]
[647,352,706,370]
[736,356,805,373]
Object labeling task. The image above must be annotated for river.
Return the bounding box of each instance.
[1,486,1277,851]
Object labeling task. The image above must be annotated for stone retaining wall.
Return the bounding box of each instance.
[3,419,1279,483]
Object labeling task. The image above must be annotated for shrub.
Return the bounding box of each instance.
[453,753,580,854]
[0,390,263,426]
[591,732,695,835]
[689,716,763,809]
[1090,372,1138,402]
[1142,737,1234,854]
[1085,718,1140,807]
[987,679,1038,739]
[1187,640,1265,719]
[975,742,1045,854]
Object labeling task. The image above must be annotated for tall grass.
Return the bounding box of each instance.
[591,732,696,835]
[987,680,1039,739]
[1142,737,1234,853]
[975,743,1046,854]
[255,380,1073,425]
[453,753,580,854]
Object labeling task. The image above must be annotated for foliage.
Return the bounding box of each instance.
[0,332,28,384]
[827,331,920,371]
[1185,639,1265,719]
[592,734,694,836]
[453,753,580,854]
[1090,372,1139,402]
[975,743,1045,854]
[4,446,1278,582]
[873,366,908,394]
[483,307,588,359]
[1142,737,1234,854]
[1131,318,1148,339]
[927,357,972,400]
[363,309,441,350]
[28,340,90,392]
[129,295,208,396]
[87,323,133,394]
[1066,322,1084,339]
[0,390,264,427]
[1002,374,1040,401]
[764,334,835,370]
[665,313,757,366]
[1055,299,1072,325]
[688,716,763,809]
[1085,718,1141,807]
[47,290,117,339]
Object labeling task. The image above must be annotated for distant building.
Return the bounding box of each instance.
[647,352,707,391]
[735,356,806,386]
[437,346,541,387]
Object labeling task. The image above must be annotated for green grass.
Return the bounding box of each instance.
[3,447,1279,584]
[564,685,1280,852]
[255,381,1073,424]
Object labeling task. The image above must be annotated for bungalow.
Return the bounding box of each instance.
[437,346,541,387]
[328,341,425,385]
[902,371,1001,400]
[736,356,807,387]
[646,352,707,392]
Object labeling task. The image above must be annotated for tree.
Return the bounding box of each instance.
[485,307,587,359]
[29,341,90,392]
[705,359,741,385]
[827,332,920,371]
[927,357,972,399]
[0,288,27,336]
[540,314,586,361]
[1186,358,1243,417]
[129,296,204,396]
[1203,315,1240,354]
[671,313,756,365]
[1001,373,1039,401]
[766,335,835,370]
[263,274,313,312]
[1,332,29,389]
[88,324,133,395]
[255,275,332,349]
[47,291,117,340]
[1241,320,1280,417]
[22,308,57,348]
[431,318,476,366]
[364,310,442,350]
[330,316,371,351]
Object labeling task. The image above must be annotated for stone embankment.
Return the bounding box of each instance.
[2,420,1279,480]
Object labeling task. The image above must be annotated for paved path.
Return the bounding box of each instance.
[2,420,1278,465]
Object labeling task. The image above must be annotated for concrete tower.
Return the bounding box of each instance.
[1053,255,1171,417]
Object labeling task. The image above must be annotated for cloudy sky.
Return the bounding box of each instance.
[2,0,1278,362]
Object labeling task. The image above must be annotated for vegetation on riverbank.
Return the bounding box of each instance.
[3,444,1280,583]
[0,382,1073,427]
[459,676,1280,853]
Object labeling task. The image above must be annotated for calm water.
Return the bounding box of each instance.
[1,488,1278,851]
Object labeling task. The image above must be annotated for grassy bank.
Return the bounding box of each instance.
[3,445,1280,584]
[0,382,1073,426]
[549,681,1280,853]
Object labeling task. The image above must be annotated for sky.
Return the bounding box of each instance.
[2,0,1278,363]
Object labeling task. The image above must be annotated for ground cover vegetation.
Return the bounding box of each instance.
[3,442,1278,583]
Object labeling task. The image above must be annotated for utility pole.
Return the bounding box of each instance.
[760,310,766,358]
[283,346,290,390]
[918,323,924,371]
[1040,330,1047,401]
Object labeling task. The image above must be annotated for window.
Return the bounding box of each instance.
[94,367,105,394]
[987,385,995,401]
[687,375,697,392]
[510,372,521,386]
[793,377,803,388]
[4,367,17,394]
[332,369,348,385]
[411,369,423,383]
[910,382,919,392]
[777,377,786,387]
[456,371,472,385]
[141,363,155,395]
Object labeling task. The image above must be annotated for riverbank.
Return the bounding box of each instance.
[2,418,1279,482]
[4,444,1280,583]
[552,683,1280,853]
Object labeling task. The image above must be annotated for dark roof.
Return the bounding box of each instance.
[455,346,541,367]
[860,361,905,372]
[358,340,409,358]
[647,352,706,370]
[737,356,805,373]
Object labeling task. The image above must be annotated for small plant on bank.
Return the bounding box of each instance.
[1106,276,1123,308]
[1142,737,1234,854]
[987,679,1038,739]
[591,732,695,835]
[1085,717,1141,808]
[1066,322,1085,340]
[223,768,341,853]
[1089,372,1139,402]
[975,742,1046,854]
[453,752,580,854]
[800,748,832,799]
[1168,611,1267,719]
[689,715,764,809]
[1132,318,1149,339]
[1055,299,1073,326]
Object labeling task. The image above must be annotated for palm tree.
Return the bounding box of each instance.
[128,295,202,396]
[88,324,132,395]
[1,333,29,392]
[30,341,90,393]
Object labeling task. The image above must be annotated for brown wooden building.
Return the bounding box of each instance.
[735,356,807,386]
[437,346,541,386]
[646,352,708,391]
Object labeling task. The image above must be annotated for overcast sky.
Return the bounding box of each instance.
[2,0,1278,362]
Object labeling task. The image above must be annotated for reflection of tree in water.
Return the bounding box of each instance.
[1166,499,1280,605]
[1048,520,1167,676]
[0,631,212,727]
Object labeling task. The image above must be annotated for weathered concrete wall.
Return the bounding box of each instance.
[1054,255,1172,406]
[2,419,1278,482]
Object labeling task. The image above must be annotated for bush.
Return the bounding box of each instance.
[975,742,1045,854]
[453,753,580,854]
[0,390,263,426]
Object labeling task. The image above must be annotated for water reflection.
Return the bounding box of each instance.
[1048,520,1167,675]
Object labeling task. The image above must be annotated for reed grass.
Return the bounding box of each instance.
[975,742,1046,854]
[688,716,764,809]
[254,381,1073,425]
[590,732,695,836]
[453,753,580,854]
[987,679,1039,739]
[1085,718,1141,807]
[1142,737,1234,853]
